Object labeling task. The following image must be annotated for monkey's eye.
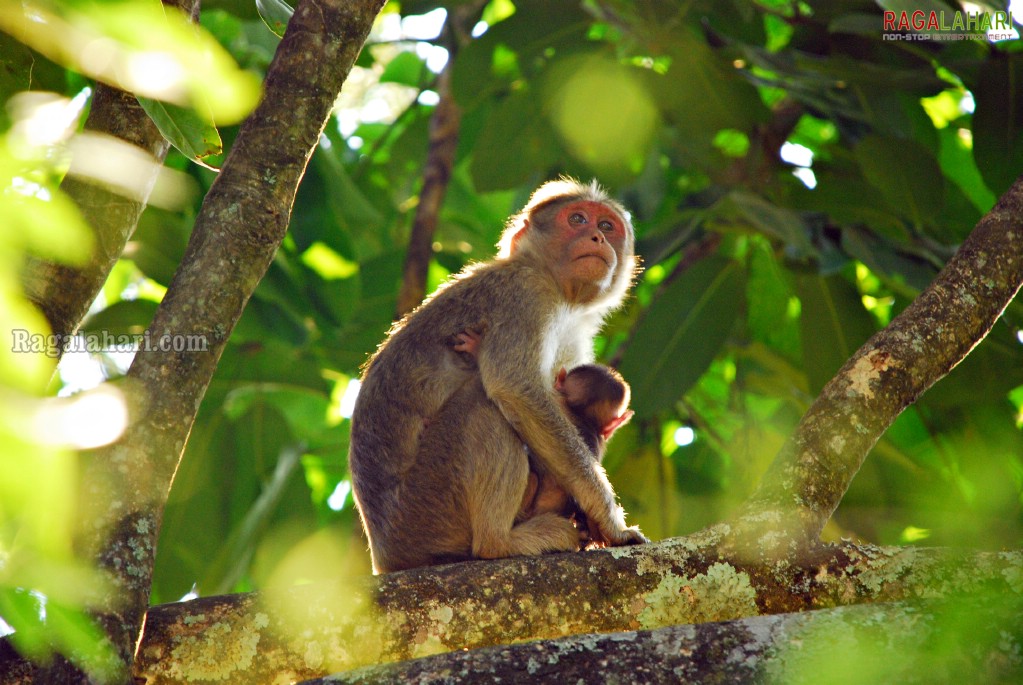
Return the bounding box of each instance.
[568,212,587,225]
[598,220,615,232]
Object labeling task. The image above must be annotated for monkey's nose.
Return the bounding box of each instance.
[591,232,605,243]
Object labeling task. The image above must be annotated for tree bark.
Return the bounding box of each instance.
[305,597,1023,685]
[20,0,199,359]
[27,1,387,682]
[118,536,1023,684]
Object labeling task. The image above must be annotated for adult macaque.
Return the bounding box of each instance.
[349,178,647,573]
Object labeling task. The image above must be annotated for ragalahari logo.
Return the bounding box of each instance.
[882,10,1018,41]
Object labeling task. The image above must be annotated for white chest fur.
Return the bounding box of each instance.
[540,303,601,379]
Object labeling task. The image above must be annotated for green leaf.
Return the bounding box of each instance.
[854,134,944,227]
[80,299,159,336]
[971,52,1023,197]
[223,383,331,438]
[747,239,801,360]
[619,257,746,418]
[795,271,877,394]
[0,0,261,123]
[936,126,995,214]
[470,91,560,191]
[379,51,426,87]
[726,191,815,259]
[256,0,294,39]
[137,97,223,167]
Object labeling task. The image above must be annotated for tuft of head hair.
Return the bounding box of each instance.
[563,364,630,414]
[496,177,631,259]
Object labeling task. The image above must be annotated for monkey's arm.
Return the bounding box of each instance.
[476,322,646,546]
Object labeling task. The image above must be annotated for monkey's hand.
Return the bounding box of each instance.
[590,506,648,547]
[452,329,483,359]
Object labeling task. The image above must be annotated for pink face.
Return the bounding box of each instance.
[550,200,628,287]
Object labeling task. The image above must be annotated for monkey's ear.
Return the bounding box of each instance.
[601,409,634,440]
[509,219,530,254]
[554,367,567,391]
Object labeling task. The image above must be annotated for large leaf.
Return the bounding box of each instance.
[470,91,560,191]
[795,271,878,394]
[379,51,427,87]
[725,191,815,259]
[746,239,801,361]
[971,51,1023,197]
[936,125,994,215]
[854,134,944,227]
[619,257,746,418]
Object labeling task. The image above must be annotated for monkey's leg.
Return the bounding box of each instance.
[515,470,541,521]
[468,440,580,559]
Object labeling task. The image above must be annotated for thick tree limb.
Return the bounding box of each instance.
[125,535,1023,684]
[309,598,1023,685]
[727,173,1023,557]
[21,0,198,358]
[26,1,387,682]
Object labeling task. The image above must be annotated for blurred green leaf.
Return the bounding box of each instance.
[379,51,426,87]
[620,257,746,417]
[80,299,159,336]
[855,134,944,227]
[0,0,261,123]
[470,91,559,191]
[726,191,815,259]
[796,271,877,394]
[971,51,1023,198]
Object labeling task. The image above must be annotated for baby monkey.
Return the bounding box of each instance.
[454,329,634,541]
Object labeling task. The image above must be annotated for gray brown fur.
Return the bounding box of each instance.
[348,179,646,573]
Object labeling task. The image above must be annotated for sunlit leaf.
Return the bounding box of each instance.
[0,0,261,123]
[379,51,426,87]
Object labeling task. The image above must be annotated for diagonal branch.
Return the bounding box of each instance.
[728,173,1023,556]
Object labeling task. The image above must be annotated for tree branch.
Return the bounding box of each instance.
[395,3,481,316]
[125,535,1023,684]
[728,173,1023,557]
[308,597,1023,684]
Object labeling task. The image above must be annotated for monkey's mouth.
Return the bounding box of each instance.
[574,253,610,266]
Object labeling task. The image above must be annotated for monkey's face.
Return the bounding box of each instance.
[547,200,630,301]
